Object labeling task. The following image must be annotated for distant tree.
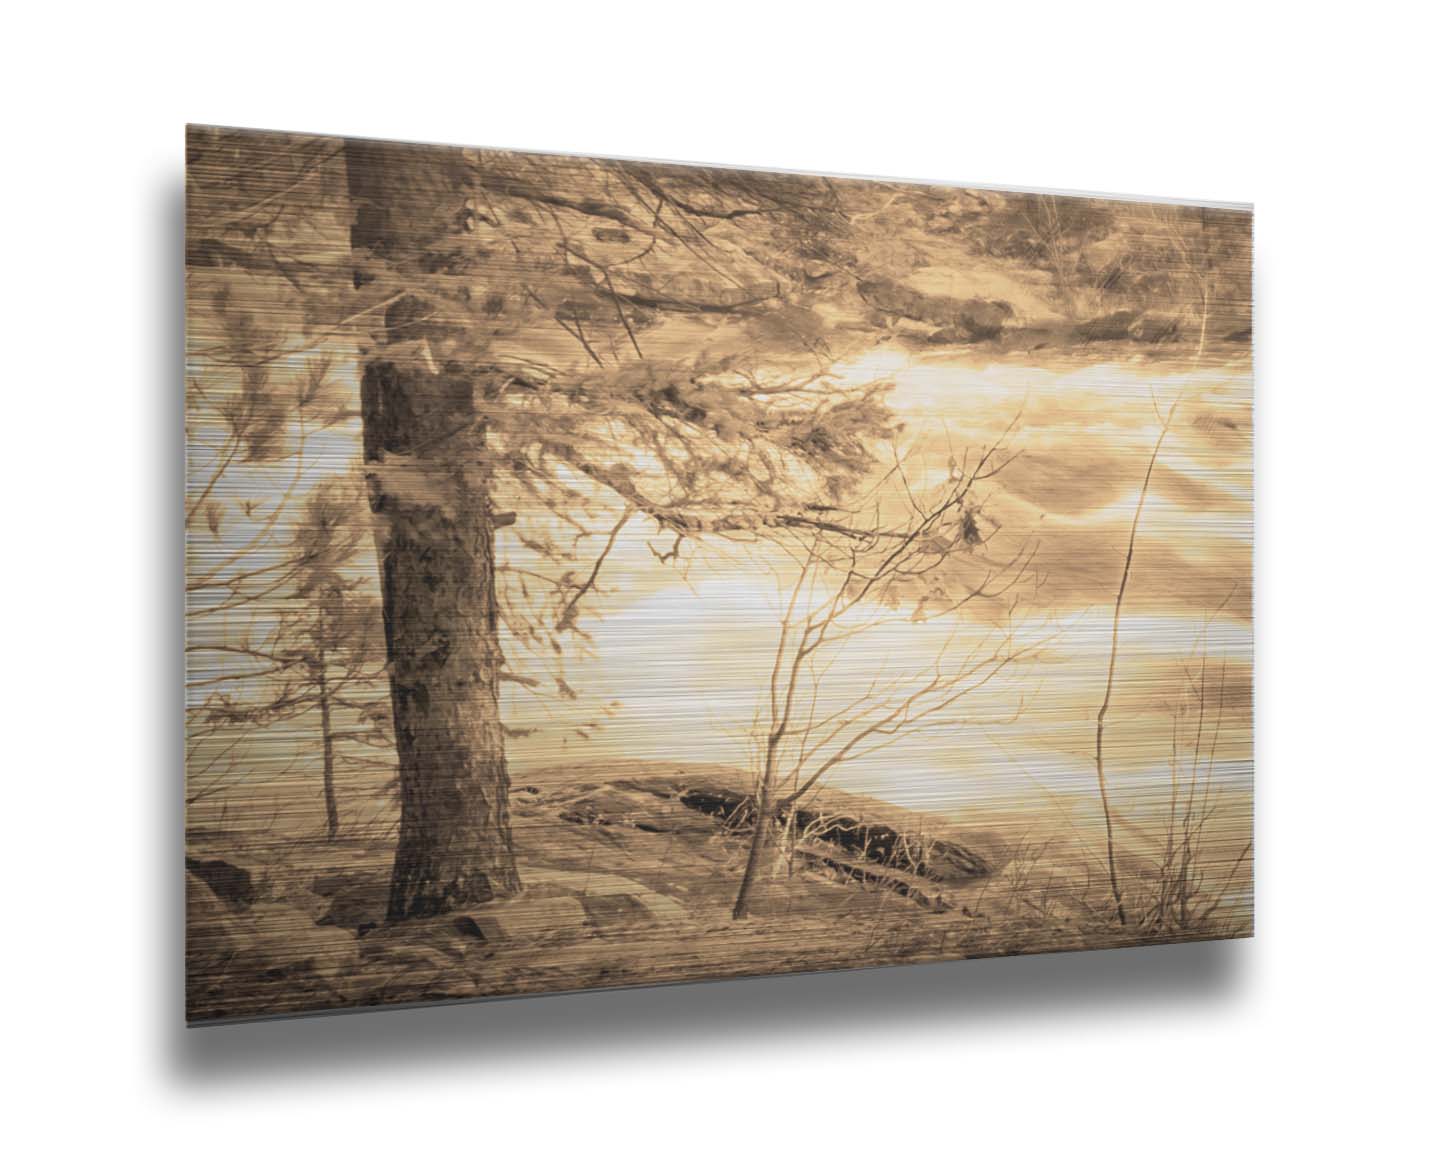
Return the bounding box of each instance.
[189,477,391,839]
[961,192,1251,344]
[964,193,1117,319]
[282,481,391,840]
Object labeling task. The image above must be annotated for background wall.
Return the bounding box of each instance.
[6,2,1434,1146]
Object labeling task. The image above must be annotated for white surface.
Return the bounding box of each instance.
[4,2,1435,1147]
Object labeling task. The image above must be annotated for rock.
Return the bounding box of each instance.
[578,892,647,928]
[557,782,719,835]
[360,920,472,965]
[677,786,751,823]
[924,840,991,881]
[581,890,688,929]
[186,871,254,963]
[242,902,359,980]
[927,326,980,345]
[857,278,1013,340]
[310,871,351,898]
[186,855,256,907]
[315,874,390,933]
[187,868,231,923]
[188,885,359,987]
[520,867,689,929]
[1075,310,1143,341]
[459,895,589,943]
[523,866,654,898]
[632,891,687,922]
[1136,313,1184,343]
[953,297,1014,340]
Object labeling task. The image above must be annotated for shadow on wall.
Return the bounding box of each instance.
[156,175,1250,1088]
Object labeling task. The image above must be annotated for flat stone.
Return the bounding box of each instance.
[460,894,589,943]
[517,867,690,929]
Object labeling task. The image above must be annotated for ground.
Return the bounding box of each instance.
[186,761,1249,1023]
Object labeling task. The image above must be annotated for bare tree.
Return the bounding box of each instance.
[1092,398,1176,926]
[1093,217,1219,924]
[732,429,1040,918]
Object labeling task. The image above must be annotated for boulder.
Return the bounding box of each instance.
[185,855,256,907]
[858,278,1013,340]
[520,867,689,930]
[1136,313,1184,343]
[556,782,719,835]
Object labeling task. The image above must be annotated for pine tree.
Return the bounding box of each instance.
[190,477,391,840]
[340,137,902,917]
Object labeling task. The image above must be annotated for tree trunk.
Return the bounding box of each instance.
[731,807,772,920]
[344,138,520,920]
[316,648,339,841]
[733,751,780,919]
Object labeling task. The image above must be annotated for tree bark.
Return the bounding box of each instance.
[344,138,520,920]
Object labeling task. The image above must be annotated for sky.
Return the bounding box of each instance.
[503,348,1254,827]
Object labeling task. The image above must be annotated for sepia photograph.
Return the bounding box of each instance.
[15,3,1440,1146]
[185,127,1253,1022]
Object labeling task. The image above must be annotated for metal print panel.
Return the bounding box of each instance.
[185,126,1253,1023]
